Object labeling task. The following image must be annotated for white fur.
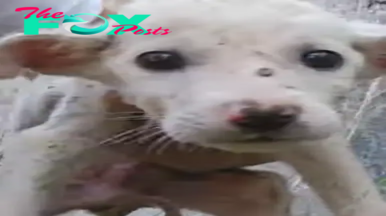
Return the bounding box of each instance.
[94,0,368,151]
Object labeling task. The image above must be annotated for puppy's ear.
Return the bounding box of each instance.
[0,33,120,84]
[349,21,386,76]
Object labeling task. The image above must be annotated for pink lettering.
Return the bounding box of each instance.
[111,25,171,36]
[152,27,163,35]
[16,8,172,35]
[15,7,40,19]
[144,29,152,35]
[161,29,172,35]
[16,7,64,19]
[52,12,64,19]
[36,8,53,19]
[112,24,138,35]
[134,29,144,35]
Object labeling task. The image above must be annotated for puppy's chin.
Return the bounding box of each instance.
[161,117,343,152]
[191,134,337,153]
[163,128,340,153]
[197,140,312,153]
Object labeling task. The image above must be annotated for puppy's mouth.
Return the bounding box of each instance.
[240,136,317,144]
[228,134,306,144]
[199,129,328,145]
[242,134,284,142]
[138,119,329,149]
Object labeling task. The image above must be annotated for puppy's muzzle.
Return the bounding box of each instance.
[227,103,301,133]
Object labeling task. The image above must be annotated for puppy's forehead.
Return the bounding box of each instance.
[119,0,354,47]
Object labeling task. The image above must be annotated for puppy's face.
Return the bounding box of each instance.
[1,0,386,151]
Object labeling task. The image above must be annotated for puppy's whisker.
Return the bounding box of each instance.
[138,130,165,144]
[146,137,166,154]
[109,126,159,146]
[150,135,175,154]
[156,141,174,155]
[100,123,154,145]
[164,130,190,151]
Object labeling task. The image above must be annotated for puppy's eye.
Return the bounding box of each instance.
[301,50,343,70]
[135,51,186,71]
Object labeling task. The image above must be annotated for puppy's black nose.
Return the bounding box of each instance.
[228,105,299,132]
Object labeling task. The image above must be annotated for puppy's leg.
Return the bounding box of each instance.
[10,84,64,132]
[275,135,386,216]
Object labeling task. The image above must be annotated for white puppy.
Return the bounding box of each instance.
[1,0,386,215]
